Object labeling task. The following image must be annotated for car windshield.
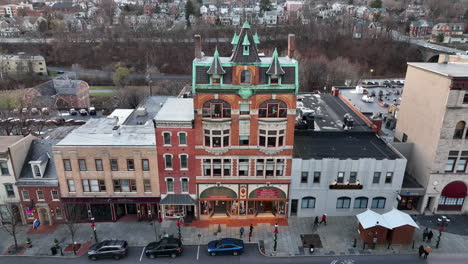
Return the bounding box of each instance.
[232,240,242,246]
[215,240,222,248]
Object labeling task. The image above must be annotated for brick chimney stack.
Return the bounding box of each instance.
[194,35,202,59]
[288,34,295,59]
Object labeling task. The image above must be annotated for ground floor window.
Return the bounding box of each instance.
[301,197,316,208]
[337,197,351,208]
[439,196,464,206]
[164,205,185,218]
[371,197,386,209]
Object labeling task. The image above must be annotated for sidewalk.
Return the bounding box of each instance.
[2,216,468,257]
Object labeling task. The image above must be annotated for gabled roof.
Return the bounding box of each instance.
[356,209,392,229]
[253,32,260,45]
[207,48,226,75]
[231,32,239,45]
[230,21,261,63]
[382,208,419,229]
[266,49,285,75]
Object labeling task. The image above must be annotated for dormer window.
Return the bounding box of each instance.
[241,70,251,84]
[33,165,41,177]
[212,74,221,85]
[243,45,249,55]
[270,74,279,85]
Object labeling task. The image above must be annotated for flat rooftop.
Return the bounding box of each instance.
[296,93,372,132]
[339,86,402,115]
[293,131,401,160]
[125,96,173,125]
[154,98,194,122]
[408,62,468,77]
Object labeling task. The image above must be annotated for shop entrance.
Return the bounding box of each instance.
[116,204,137,218]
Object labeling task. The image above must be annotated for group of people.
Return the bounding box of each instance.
[239,224,255,241]
[314,214,327,227]
[419,228,434,259]
[418,245,432,259]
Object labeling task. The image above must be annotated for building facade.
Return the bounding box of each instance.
[54,98,167,222]
[0,54,47,77]
[154,98,197,220]
[192,22,298,220]
[0,135,34,225]
[395,55,468,214]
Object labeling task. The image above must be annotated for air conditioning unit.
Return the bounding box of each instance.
[136,107,147,116]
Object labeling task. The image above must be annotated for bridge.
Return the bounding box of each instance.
[392,30,467,62]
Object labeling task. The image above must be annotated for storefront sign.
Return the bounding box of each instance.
[208,196,230,198]
[256,188,280,198]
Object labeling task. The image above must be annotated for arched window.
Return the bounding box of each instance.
[301,197,316,208]
[337,197,351,209]
[371,197,386,209]
[202,99,231,118]
[258,99,288,118]
[33,165,41,177]
[454,121,465,139]
[241,70,251,83]
[354,197,368,209]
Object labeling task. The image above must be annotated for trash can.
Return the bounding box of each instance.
[51,246,57,255]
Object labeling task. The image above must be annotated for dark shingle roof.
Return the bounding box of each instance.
[160,194,196,205]
[230,22,261,63]
[266,49,285,75]
[207,48,226,75]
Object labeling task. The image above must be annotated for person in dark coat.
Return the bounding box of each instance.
[424,246,431,259]
[240,227,245,238]
[418,245,425,258]
[314,216,319,228]
[422,227,429,241]
[427,230,434,242]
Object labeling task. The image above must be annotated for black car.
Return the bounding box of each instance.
[145,237,183,259]
[87,240,128,261]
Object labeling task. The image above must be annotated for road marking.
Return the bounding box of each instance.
[330,260,338,264]
[139,247,145,262]
[197,245,200,260]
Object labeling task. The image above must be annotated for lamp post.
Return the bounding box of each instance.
[273,224,279,252]
[90,217,98,244]
[176,217,182,241]
[436,226,444,248]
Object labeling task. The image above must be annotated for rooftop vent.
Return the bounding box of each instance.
[112,125,120,136]
[136,107,147,116]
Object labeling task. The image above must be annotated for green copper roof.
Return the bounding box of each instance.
[253,32,260,44]
[242,34,250,46]
[266,48,285,75]
[242,21,250,29]
[231,32,239,45]
[207,47,225,75]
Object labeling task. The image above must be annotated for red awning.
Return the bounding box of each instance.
[441,181,468,198]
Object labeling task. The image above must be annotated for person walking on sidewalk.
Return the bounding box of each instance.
[424,246,431,259]
[249,224,253,242]
[418,245,425,258]
[314,216,319,229]
[320,214,327,225]
[422,227,429,242]
[427,230,434,242]
[239,226,245,238]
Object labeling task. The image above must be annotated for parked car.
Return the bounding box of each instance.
[207,238,244,256]
[89,107,97,115]
[79,109,88,116]
[144,237,182,259]
[87,240,128,261]
[69,108,78,115]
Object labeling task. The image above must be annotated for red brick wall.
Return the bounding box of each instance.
[358,224,388,246]
[156,127,196,194]
[17,186,65,224]
[390,225,415,245]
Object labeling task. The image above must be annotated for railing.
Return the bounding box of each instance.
[329,183,363,190]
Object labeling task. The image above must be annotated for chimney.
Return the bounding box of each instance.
[438,54,450,64]
[112,126,120,136]
[288,34,295,59]
[194,35,202,59]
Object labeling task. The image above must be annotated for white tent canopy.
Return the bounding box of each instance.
[356,208,419,230]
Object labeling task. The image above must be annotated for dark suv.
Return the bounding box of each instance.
[144,237,183,259]
[88,240,128,261]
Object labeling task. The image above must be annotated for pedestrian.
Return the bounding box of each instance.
[314,216,319,228]
[427,230,433,242]
[424,246,431,259]
[274,223,278,231]
[239,226,244,238]
[249,224,253,242]
[422,227,429,242]
[418,245,424,258]
[320,214,327,225]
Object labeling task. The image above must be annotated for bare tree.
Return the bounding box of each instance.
[0,204,22,254]
[65,206,81,255]
[118,87,148,109]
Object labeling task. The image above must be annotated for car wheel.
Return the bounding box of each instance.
[149,254,156,259]
[90,255,97,261]
[211,252,216,256]
[233,251,238,256]
[171,253,177,258]
[113,255,120,260]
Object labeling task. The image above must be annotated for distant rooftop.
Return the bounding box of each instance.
[154,98,194,122]
[0,136,24,153]
[339,86,402,115]
[408,62,468,78]
[125,96,173,125]
[293,131,401,160]
[296,93,372,132]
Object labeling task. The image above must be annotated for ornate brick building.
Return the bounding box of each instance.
[192,22,298,220]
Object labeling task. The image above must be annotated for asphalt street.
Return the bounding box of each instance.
[1,245,466,264]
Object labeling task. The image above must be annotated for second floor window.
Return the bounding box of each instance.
[238,159,250,176]
[166,178,174,192]
[258,100,287,118]
[142,159,150,171]
[5,184,15,198]
[373,172,381,184]
[313,172,321,183]
[127,159,135,171]
[95,159,103,171]
[82,179,105,192]
[144,179,151,192]
[0,162,9,175]
[164,155,173,169]
[22,190,30,200]
[301,172,308,183]
[349,172,357,183]
[202,99,231,118]
[163,132,171,145]
[180,154,188,169]
[68,179,75,192]
[181,178,189,192]
[51,190,59,200]
[337,172,345,183]
[204,129,230,148]
[203,159,231,177]
[63,159,72,171]
[110,159,118,171]
[78,159,87,171]
[385,172,393,184]
[179,132,187,145]
[256,159,284,177]
[113,179,136,192]
[36,190,44,200]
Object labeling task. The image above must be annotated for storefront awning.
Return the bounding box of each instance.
[441,181,467,198]
[160,194,196,205]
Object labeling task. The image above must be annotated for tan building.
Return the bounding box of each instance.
[0,54,47,77]
[395,55,468,214]
[54,97,169,222]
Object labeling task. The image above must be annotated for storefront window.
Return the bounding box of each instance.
[164,205,184,218]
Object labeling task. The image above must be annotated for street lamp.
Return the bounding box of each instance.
[176,217,182,241]
[370,69,374,78]
[90,217,98,243]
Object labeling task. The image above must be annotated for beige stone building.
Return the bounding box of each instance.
[395,54,468,214]
[54,97,169,221]
[0,54,47,77]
